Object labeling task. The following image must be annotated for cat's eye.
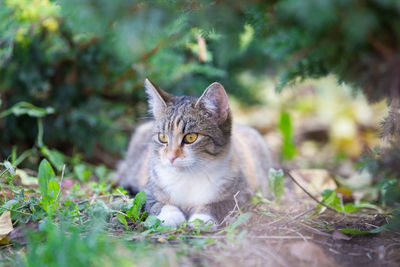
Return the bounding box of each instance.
[158,133,168,143]
[183,133,198,144]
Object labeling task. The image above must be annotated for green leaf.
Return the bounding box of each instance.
[316,190,359,214]
[41,146,65,172]
[48,180,60,204]
[386,207,400,233]
[73,164,91,182]
[4,161,15,177]
[279,112,296,160]
[116,213,129,230]
[38,159,56,201]
[94,165,107,182]
[343,203,359,213]
[0,102,54,118]
[38,159,57,212]
[268,168,285,203]
[127,191,146,221]
[143,216,161,229]
[339,228,371,235]
[229,212,252,231]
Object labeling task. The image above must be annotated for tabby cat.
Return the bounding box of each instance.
[117,79,272,228]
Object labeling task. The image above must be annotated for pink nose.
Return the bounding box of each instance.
[168,155,177,164]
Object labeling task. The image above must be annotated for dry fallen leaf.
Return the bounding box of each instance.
[0,211,14,244]
[332,230,352,241]
[288,241,337,267]
[16,169,38,186]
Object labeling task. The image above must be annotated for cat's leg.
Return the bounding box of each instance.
[188,198,240,230]
[146,199,186,227]
[145,186,186,227]
[189,213,217,230]
[157,205,186,227]
[188,206,218,230]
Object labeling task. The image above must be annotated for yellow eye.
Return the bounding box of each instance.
[183,133,198,144]
[158,133,168,143]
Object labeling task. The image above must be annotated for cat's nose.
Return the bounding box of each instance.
[168,155,177,164]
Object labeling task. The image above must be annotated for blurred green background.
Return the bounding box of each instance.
[1,0,399,195]
[1,1,400,265]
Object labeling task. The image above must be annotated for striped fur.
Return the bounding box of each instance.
[116,80,272,227]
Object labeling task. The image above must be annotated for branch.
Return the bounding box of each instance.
[283,168,348,215]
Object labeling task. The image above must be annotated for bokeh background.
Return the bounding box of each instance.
[1,1,400,265]
[1,0,399,204]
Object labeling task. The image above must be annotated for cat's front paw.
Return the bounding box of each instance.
[157,205,186,227]
[188,213,217,231]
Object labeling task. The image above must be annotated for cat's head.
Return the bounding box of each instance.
[145,79,232,170]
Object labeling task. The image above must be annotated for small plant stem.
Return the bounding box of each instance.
[14,149,33,167]
[55,164,66,206]
[37,117,44,147]
[284,169,342,214]
[0,206,31,216]
[0,184,7,202]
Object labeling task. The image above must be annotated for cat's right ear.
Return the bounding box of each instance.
[145,79,172,118]
[196,82,229,124]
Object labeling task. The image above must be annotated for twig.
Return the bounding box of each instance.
[55,164,66,206]
[281,207,315,227]
[284,169,346,215]
[184,234,312,240]
[117,189,129,202]
[77,194,123,204]
[246,235,312,240]
[279,227,310,242]
[218,191,241,226]
[234,191,241,214]
[286,169,364,219]
[299,222,332,237]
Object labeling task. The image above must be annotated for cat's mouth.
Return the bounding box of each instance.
[160,157,198,170]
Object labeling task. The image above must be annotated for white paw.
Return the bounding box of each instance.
[157,205,186,227]
[189,213,217,230]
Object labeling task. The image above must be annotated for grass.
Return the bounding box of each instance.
[0,158,399,267]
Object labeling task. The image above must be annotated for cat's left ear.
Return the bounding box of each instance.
[196,82,229,124]
[145,79,173,118]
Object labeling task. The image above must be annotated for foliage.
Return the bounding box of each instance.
[37,159,59,214]
[278,112,296,160]
[358,143,400,206]
[116,191,147,230]
[315,189,359,214]
[1,0,399,264]
[0,0,130,158]
[261,0,400,98]
[24,220,117,267]
[0,0,270,160]
[268,168,285,204]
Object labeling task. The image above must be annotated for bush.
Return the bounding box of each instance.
[0,0,272,160]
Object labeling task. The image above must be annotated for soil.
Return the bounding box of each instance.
[153,194,400,267]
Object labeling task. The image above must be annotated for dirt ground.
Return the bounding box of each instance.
[141,193,400,267]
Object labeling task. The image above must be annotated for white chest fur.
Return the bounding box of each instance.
[155,160,230,208]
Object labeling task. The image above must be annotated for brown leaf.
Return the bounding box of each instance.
[0,211,13,244]
[332,230,352,241]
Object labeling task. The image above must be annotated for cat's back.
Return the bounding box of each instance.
[116,121,153,193]
[231,124,272,195]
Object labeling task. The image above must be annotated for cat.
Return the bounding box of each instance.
[116,79,272,228]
